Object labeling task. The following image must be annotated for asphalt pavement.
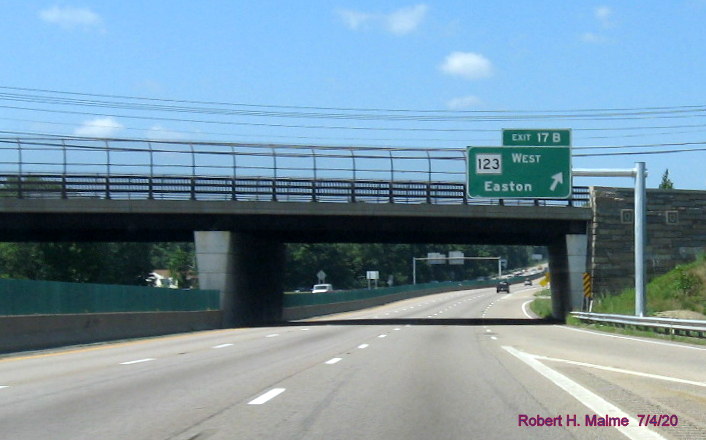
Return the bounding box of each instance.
[1,283,704,440]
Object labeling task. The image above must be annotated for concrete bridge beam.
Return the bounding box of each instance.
[548,234,588,318]
[195,231,285,327]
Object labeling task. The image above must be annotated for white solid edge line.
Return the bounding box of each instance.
[521,300,535,319]
[534,354,706,388]
[358,344,369,349]
[120,358,155,365]
[213,343,233,349]
[248,388,286,405]
[325,357,342,365]
[501,346,666,440]
[557,325,706,352]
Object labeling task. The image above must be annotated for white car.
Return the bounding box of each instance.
[311,284,333,293]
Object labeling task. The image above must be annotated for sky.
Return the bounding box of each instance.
[2,1,706,189]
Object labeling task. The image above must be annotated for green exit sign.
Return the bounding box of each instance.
[467,146,572,199]
[503,129,571,146]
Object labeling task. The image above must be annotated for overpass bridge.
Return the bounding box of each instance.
[0,138,592,325]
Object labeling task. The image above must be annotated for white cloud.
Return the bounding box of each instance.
[147,125,183,141]
[74,117,123,137]
[595,6,614,28]
[581,32,609,44]
[338,9,374,31]
[39,6,103,30]
[386,5,428,35]
[440,52,493,80]
[580,6,615,44]
[446,95,483,110]
[337,4,428,35]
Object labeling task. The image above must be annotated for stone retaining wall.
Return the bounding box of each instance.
[590,186,706,295]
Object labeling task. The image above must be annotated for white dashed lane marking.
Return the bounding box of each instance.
[248,388,286,405]
[212,344,233,349]
[325,358,342,365]
[120,358,155,365]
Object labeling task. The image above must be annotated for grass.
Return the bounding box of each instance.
[529,289,553,318]
[591,255,706,317]
[570,256,706,344]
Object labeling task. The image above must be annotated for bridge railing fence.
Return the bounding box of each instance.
[0,137,590,207]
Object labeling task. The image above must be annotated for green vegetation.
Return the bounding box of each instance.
[285,243,540,291]
[0,241,539,291]
[592,255,706,317]
[529,289,552,318]
[658,168,674,189]
[0,242,194,286]
[534,288,551,297]
[529,299,552,318]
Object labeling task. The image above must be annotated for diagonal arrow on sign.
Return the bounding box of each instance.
[549,172,563,191]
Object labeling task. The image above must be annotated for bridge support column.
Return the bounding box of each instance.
[195,231,285,327]
[548,234,588,319]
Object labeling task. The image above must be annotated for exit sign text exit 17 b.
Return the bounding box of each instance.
[503,129,571,147]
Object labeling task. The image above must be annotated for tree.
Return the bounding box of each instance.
[0,243,44,279]
[167,244,195,288]
[284,243,537,290]
[659,169,674,189]
[0,242,154,285]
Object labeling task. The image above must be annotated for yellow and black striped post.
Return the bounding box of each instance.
[582,272,593,312]
[583,273,592,298]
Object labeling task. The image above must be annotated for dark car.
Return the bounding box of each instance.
[496,281,510,293]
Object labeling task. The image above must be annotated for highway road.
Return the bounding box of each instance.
[1,284,705,439]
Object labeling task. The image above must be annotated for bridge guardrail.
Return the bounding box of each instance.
[0,138,591,206]
[571,311,706,338]
[0,173,590,207]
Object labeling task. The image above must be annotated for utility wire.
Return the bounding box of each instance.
[3,85,706,115]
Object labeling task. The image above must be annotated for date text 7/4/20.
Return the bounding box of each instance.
[518,414,679,427]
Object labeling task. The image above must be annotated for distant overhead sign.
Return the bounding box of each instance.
[448,251,464,265]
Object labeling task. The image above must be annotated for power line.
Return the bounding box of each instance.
[1,85,706,159]
[2,132,706,159]
[3,85,706,115]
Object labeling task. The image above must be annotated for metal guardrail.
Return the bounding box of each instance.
[0,173,590,206]
[571,312,706,338]
[0,138,592,206]
[0,138,472,182]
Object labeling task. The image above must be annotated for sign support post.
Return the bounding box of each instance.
[574,164,647,317]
